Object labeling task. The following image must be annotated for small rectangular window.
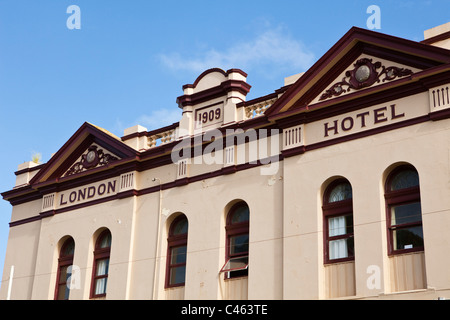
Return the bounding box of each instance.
[389,201,423,252]
[93,258,109,296]
[326,214,354,261]
[220,255,249,273]
[392,226,424,250]
[168,245,187,286]
[328,215,353,237]
[220,255,248,278]
[56,265,72,300]
[391,202,422,226]
[229,235,249,255]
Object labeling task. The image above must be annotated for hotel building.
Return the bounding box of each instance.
[2,23,450,300]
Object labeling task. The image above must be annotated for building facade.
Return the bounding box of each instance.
[2,23,450,300]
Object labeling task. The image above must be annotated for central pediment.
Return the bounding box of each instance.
[176,68,252,136]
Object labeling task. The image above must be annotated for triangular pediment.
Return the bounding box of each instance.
[309,53,421,105]
[265,27,450,119]
[62,143,121,177]
[30,122,137,186]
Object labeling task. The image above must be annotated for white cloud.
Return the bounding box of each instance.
[158,26,315,75]
[135,108,182,131]
[113,107,182,138]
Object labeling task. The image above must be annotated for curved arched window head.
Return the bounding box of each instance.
[55,237,75,300]
[91,229,111,298]
[389,168,420,191]
[172,217,188,235]
[385,166,423,254]
[166,215,188,288]
[220,202,250,279]
[323,179,354,264]
[328,182,353,203]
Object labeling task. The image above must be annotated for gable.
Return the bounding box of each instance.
[309,53,421,105]
[265,27,450,120]
[30,122,137,186]
[63,143,120,177]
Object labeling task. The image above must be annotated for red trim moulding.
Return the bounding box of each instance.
[4,106,450,228]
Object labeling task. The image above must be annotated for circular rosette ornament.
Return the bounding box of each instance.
[346,58,381,89]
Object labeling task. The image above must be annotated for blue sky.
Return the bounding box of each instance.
[0,0,448,290]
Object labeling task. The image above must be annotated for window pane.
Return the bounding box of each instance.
[169,266,186,285]
[230,234,249,255]
[221,256,249,272]
[231,206,249,224]
[57,284,69,300]
[391,202,421,226]
[99,232,111,248]
[328,183,352,203]
[56,264,73,300]
[393,226,424,250]
[59,265,69,283]
[96,258,109,276]
[328,215,353,237]
[170,246,187,265]
[95,278,107,295]
[172,218,188,235]
[62,239,75,256]
[329,237,354,260]
[390,169,419,191]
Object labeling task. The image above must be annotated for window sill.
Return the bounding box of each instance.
[388,249,424,257]
[164,285,185,291]
[378,287,435,298]
[324,258,355,266]
[224,275,248,282]
[165,285,185,290]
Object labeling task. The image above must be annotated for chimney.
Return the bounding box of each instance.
[14,161,41,188]
[122,124,148,151]
[422,22,450,50]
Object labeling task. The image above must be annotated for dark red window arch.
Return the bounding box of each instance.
[323,179,354,264]
[385,165,423,255]
[90,229,111,298]
[54,237,75,300]
[165,215,188,288]
[220,202,250,279]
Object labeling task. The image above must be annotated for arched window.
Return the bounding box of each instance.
[90,229,111,298]
[385,165,423,254]
[323,179,354,264]
[220,202,249,279]
[166,215,188,288]
[54,237,75,300]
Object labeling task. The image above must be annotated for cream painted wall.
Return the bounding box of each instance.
[4,108,450,300]
[282,108,450,299]
[1,60,450,301]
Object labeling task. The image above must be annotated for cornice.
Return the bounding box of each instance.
[421,31,450,45]
[182,68,248,90]
[177,79,252,108]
